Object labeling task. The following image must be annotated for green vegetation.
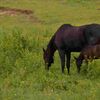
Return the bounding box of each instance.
[0,0,100,100]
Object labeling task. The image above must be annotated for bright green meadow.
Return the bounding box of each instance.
[0,0,100,100]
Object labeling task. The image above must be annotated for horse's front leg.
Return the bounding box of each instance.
[66,52,71,74]
[58,49,65,73]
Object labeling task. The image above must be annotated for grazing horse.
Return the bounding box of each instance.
[75,44,100,73]
[43,23,100,74]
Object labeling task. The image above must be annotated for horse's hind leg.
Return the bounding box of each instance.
[66,52,71,74]
[58,49,65,73]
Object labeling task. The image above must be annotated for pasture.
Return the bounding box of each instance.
[0,0,100,100]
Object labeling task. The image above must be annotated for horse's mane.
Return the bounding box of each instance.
[46,34,56,65]
[47,34,56,48]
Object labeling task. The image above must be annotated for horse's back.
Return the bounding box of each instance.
[55,24,86,51]
[84,24,100,45]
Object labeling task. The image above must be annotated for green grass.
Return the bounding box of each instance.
[0,0,100,100]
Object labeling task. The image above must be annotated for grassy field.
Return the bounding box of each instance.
[0,0,100,100]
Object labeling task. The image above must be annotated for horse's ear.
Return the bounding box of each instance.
[43,48,45,52]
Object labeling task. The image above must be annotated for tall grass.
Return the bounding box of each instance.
[0,28,100,100]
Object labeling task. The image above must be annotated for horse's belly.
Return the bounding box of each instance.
[64,39,83,51]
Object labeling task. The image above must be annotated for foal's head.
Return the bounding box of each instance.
[74,57,83,73]
[43,48,54,70]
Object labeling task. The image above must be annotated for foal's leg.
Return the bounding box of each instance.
[66,52,71,74]
[58,49,65,73]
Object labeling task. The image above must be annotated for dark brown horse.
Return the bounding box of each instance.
[43,23,100,74]
[75,44,100,73]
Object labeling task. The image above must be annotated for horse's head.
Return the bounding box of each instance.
[43,48,54,70]
[74,57,82,73]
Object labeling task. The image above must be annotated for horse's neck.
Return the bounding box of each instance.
[47,47,56,57]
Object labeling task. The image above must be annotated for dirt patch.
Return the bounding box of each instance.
[0,7,42,23]
[0,7,33,15]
